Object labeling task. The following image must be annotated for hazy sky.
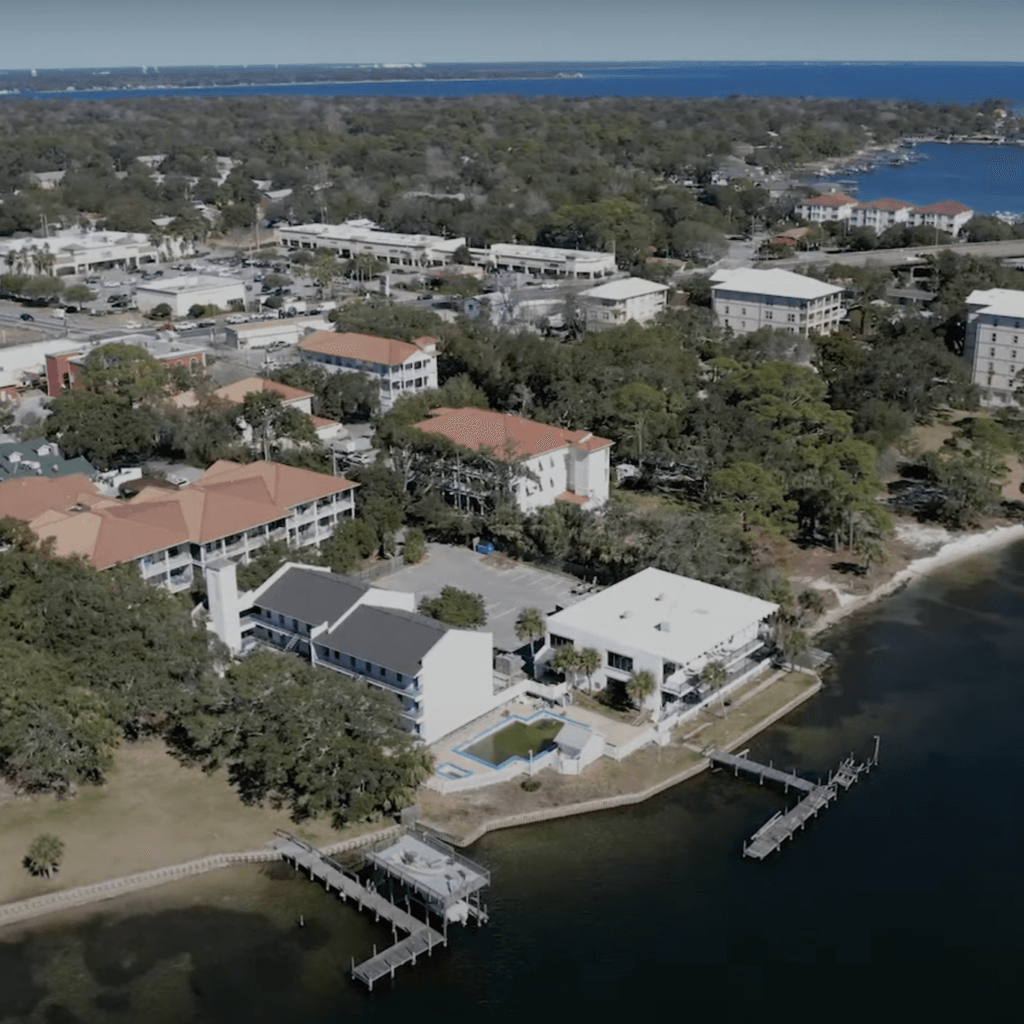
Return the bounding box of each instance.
[1,0,1022,69]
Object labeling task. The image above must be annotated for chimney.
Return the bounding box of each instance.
[206,560,242,655]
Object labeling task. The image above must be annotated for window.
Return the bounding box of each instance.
[993,334,998,342]
[765,311,772,320]
[607,651,634,672]
[991,348,996,357]
[787,314,796,323]
[550,634,572,648]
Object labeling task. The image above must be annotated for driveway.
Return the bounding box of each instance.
[372,543,582,651]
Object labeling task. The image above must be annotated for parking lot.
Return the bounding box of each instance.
[372,543,582,652]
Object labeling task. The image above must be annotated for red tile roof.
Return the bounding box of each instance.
[857,198,914,211]
[913,200,973,215]
[555,490,589,506]
[802,194,858,207]
[414,407,613,460]
[215,377,313,405]
[299,331,435,367]
[0,474,98,521]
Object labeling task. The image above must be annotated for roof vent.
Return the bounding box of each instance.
[619,610,632,619]
[655,592,667,601]
[656,621,671,632]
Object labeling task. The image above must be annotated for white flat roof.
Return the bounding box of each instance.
[711,268,843,301]
[580,277,669,301]
[281,221,463,250]
[547,567,778,667]
[966,287,1024,319]
[138,275,243,294]
[487,243,614,264]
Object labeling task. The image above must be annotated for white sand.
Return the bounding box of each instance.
[811,522,1024,636]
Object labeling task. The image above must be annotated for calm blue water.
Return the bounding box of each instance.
[820,143,1024,214]
[4,61,1023,107]
[2,544,1022,1019]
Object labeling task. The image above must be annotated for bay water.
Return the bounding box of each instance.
[2,542,1022,1021]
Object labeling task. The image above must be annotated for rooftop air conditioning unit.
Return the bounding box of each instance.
[8,452,21,463]
[656,621,671,632]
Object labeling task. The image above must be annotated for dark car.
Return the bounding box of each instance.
[19,312,34,321]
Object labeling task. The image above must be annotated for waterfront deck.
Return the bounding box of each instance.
[273,830,488,989]
[712,739,879,860]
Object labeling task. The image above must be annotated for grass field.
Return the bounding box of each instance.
[0,740,356,906]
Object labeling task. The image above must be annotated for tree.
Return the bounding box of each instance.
[240,390,317,460]
[701,660,728,692]
[402,527,426,564]
[626,669,657,712]
[322,518,377,573]
[550,643,582,685]
[24,834,64,879]
[514,607,545,654]
[419,586,486,627]
[79,343,167,404]
[148,302,173,320]
[45,391,162,470]
[576,647,602,692]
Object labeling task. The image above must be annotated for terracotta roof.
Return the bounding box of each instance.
[801,193,858,207]
[414,407,613,460]
[857,198,913,211]
[299,331,433,367]
[309,415,341,430]
[0,474,99,521]
[913,200,973,215]
[215,377,312,405]
[555,490,589,506]
[7,461,357,570]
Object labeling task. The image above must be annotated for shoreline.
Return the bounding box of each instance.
[1,521,1020,925]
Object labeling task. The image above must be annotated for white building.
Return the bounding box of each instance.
[909,200,974,238]
[962,287,1024,406]
[299,331,438,411]
[794,193,859,223]
[413,407,613,514]
[278,220,466,268]
[226,315,332,350]
[710,267,845,336]
[207,561,501,744]
[0,229,160,276]
[539,567,778,715]
[847,198,915,232]
[469,243,616,279]
[579,277,669,329]
[135,275,246,316]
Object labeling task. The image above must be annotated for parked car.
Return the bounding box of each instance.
[19,312,34,321]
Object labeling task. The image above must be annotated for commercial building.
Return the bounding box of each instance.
[0,338,98,398]
[45,334,206,395]
[468,243,616,279]
[0,459,357,592]
[539,567,778,716]
[225,315,331,350]
[207,561,500,744]
[578,277,669,329]
[962,287,1024,406]
[710,267,845,336]
[299,331,438,411]
[413,406,612,513]
[135,275,245,316]
[0,229,159,276]
[278,220,466,268]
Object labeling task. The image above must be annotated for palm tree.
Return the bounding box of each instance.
[24,834,65,879]
[576,647,602,692]
[701,660,728,692]
[514,607,545,655]
[550,643,582,686]
[626,669,657,712]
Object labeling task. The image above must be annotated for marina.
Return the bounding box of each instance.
[710,739,879,859]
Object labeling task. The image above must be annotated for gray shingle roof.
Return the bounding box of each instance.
[254,566,368,627]
[0,438,95,484]
[322,606,449,677]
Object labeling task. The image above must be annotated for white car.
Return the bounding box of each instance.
[122,320,142,329]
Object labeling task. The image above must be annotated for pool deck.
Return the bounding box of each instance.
[430,699,650,783]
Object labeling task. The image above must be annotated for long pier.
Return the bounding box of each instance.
[273,830,488,990]
[711,738,879,860]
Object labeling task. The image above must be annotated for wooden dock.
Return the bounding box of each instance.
[711,739,880,860]
[273,835,447,989]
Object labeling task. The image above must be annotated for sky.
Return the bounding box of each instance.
[1,0,1022,70]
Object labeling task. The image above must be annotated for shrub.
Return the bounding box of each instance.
[521,779,541,792]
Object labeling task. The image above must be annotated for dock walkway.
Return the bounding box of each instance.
[273,835,446,988]
[709,750,818,794]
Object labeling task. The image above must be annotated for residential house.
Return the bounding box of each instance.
[412,406,612,514]
[909,200,975,238]
[214,377,345,445]
[962,287,1024,405]
[710,267,845,336]
[299,331,438,411]
[538,567,778,717]
[207,561,500,744]
[0,459,357,592]
[0,438,94,484]
[847,198,915,232]
[578,277,669,329]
